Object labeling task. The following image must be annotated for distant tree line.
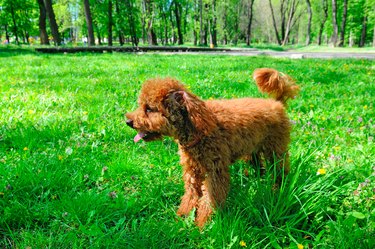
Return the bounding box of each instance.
[0,0,374,47]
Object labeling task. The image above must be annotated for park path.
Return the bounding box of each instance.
[160,50,375,59]
[35,46,375,59]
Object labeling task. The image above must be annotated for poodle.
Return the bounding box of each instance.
[125,68,299,227]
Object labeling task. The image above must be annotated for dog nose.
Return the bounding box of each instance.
[126,119,134,128]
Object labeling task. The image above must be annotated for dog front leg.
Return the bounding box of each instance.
[195,168,230,227]
[195,179,214,227]
[177,170,200,217]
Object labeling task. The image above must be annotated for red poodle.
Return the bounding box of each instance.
[126,68,299,227]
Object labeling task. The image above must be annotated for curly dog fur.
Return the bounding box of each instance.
[126,68,299,227]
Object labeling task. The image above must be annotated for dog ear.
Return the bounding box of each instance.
[164,91,216,136]
[162,91,186,115]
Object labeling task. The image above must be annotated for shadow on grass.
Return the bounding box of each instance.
[0,45,38,57]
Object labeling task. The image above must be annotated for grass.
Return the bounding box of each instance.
[0,47,374,248]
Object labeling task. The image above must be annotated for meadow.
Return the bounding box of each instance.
[0,48,374,248]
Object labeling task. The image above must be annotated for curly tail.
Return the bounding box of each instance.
[253,68,300,105]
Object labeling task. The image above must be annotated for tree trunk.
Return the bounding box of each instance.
[96,24,102,45]
[37,0,49,45]
[349,30,354,47]
[160,5,168,45]
[140,0,146,44]
[164,13,168,45]
[222,0,228,45]
[199,0,206,45]
[44,0,61,46]
[108,0,113,46]
[338,0,348,47]
[5,24,10,44]
[174,1,184,45]
[115,0,125,46]
[209,0,217,47]
[280,0,287,41]
[317,0,328,45]
[126,0,138,46]
[232,3,241,45]
[282,0,299,46]
[193,0,199,45]
[359,15,367,47]
[268,0,282,45]
[331,0,339,46]
[25,31,30,44]
[245,0,255,46]
[9,3,19,44]
[169,7,176,44]
[144,0,158,45]
[119,32,125,46]
[83,0,95,46]
[183,4,189,35]
[305,0,312,45]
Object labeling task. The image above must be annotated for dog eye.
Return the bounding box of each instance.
[146,106,155,113]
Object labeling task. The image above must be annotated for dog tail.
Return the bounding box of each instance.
[253,68,299,105]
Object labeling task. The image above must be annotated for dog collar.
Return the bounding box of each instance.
[181,136,201,149]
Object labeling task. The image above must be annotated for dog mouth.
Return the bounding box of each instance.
[133,131,162,143]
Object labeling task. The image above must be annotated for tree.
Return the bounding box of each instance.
[83,0,95,46]
[126,0,139,46]
[358,15,366,47]
[268,0,282,45]
[44,0,61,45]
[0,0,374,47]
[199,0,207,45]
[268,0,302,46]
[0,3,11,43]
[281,0,301,46]
[143,0,158,45]
[0,0,37,45]
[317,0,328,45]
[173,0,183,45]
[53,0,79,44]
[158,0,170,45]
[114,0,125,45]
[219,0,228,45]
[245,0,255,46]
[331,0,339,46]
[37,0,49,45]
[338,0,348,46]
[331,0,349,47]
[305,0,312,45]
[89,0,116,46]
[231,1,241,45]
[108,0,113,46]
[209,0,217,47]
[8,1,19,44]
[371,0,375,47]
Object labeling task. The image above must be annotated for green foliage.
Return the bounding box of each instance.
[54,0,82,35]
[0,49,374,248]
[0,0,38,43]
[0,0,374,46]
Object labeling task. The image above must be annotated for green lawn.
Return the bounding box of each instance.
[0,48,374,248]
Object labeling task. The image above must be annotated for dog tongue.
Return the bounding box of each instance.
[134,132,145,143]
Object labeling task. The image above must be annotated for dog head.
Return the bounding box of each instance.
[126,78,216,144]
